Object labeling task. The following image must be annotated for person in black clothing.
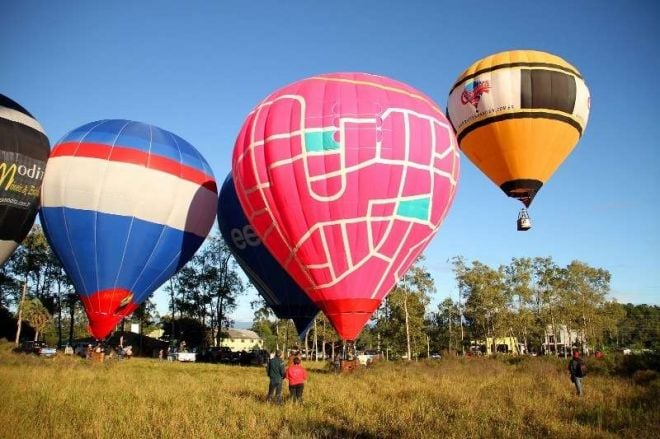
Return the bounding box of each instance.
[568,350,585,396]
[266,350,286,403]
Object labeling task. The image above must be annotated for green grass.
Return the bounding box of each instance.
[0,342,657,439]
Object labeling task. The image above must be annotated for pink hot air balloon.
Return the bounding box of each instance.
[232,72,459,341]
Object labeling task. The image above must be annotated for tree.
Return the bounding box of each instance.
[557,261,611,352]
[503,257,535,352]
[616,304,660,351]
[433,297,461,354]
[250,297,277,350]
[376,257,434,360]
[165,232,245,348]
[160,316,208,348]
[454,258,508,352]
[21,298,52,341]
[0,262,19,309]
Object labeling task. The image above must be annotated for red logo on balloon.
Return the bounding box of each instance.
[461,80,490,110]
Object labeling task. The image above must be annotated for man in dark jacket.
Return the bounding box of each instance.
[266,350,286,403]
[568,350,585,396]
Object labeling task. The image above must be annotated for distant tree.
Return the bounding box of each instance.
[0,262,19,309]
[503,257,536,351]
[312,312,338,360]
[160,316,207,349]
[250,297,277,350]
[433,297,461,354]
[132,299,159,334]
[21,297,52,341]
[165,232,245,347]
[376,257,434,360]
[454,258,508,352]
[614,304,659,351]
[560,260,611,351]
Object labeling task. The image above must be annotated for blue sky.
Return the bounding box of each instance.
[2,1,658,321]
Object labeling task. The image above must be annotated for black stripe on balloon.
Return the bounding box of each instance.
[0,204,39,241]
[457,112,583,143]
[0,118,50,161]
[0,94,35,119]
[450,62,582,94]
[520,69,576,114]
[500,179,543,208]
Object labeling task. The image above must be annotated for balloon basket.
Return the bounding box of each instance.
[517,208,532,231]
[340,358,360,373]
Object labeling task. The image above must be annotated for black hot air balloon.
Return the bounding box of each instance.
[0,94,50,265]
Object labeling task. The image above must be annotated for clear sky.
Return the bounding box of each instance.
[2,1,658,322]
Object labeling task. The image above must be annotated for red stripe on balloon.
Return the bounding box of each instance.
[51,142,217,193]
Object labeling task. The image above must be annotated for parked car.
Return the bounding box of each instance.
[15,340,57,358]
[175,351,196,362]
[201,346,234,363]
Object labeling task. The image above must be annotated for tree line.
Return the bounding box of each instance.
[0,226,657,358]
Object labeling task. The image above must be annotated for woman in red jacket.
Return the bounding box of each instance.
[285,356,308,403]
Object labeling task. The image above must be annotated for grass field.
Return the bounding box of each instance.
[0,342,657,439]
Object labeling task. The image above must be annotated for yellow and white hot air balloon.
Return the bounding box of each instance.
[447,50,590,230]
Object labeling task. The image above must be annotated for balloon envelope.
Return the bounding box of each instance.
[447,50,590,207]
[232,72,459,341]
[218,173,318,337]
[40,120,217,339]
[0,94,50,265]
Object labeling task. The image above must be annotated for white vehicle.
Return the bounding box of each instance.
[176,352,196,362]
[357,350,381,366]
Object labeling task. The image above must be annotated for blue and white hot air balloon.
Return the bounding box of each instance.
[39,120,217,339]
[218,173,318,337]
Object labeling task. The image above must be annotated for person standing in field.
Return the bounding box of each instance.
[286,356,308,403]
[568,350,586,396]
[266,350,286,404]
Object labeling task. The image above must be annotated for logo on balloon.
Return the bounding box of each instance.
[231,225,261,250]
[461,79,490,111]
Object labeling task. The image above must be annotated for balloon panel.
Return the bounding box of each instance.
[40,120,217,339]
[447,50,590,206]
[233,73,459,340]
[218,174,318,337]
[0,94,50,265]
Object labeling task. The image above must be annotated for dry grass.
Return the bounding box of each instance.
[0,342,657,439]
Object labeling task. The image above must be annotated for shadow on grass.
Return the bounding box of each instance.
[292,421,384,439]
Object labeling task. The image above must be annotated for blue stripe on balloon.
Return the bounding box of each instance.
[40,207,204,302]
[56,119,214,176]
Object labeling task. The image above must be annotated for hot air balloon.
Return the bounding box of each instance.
[39,120,217,339]
[0,94,50,265]
[232,72,459,344]
[218,173,318,338]
[446,50,590,230]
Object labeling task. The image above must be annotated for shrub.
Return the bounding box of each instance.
[632,369,658,386]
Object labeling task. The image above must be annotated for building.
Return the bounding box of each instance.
[219,328,263,352]
[543,324,588,355]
